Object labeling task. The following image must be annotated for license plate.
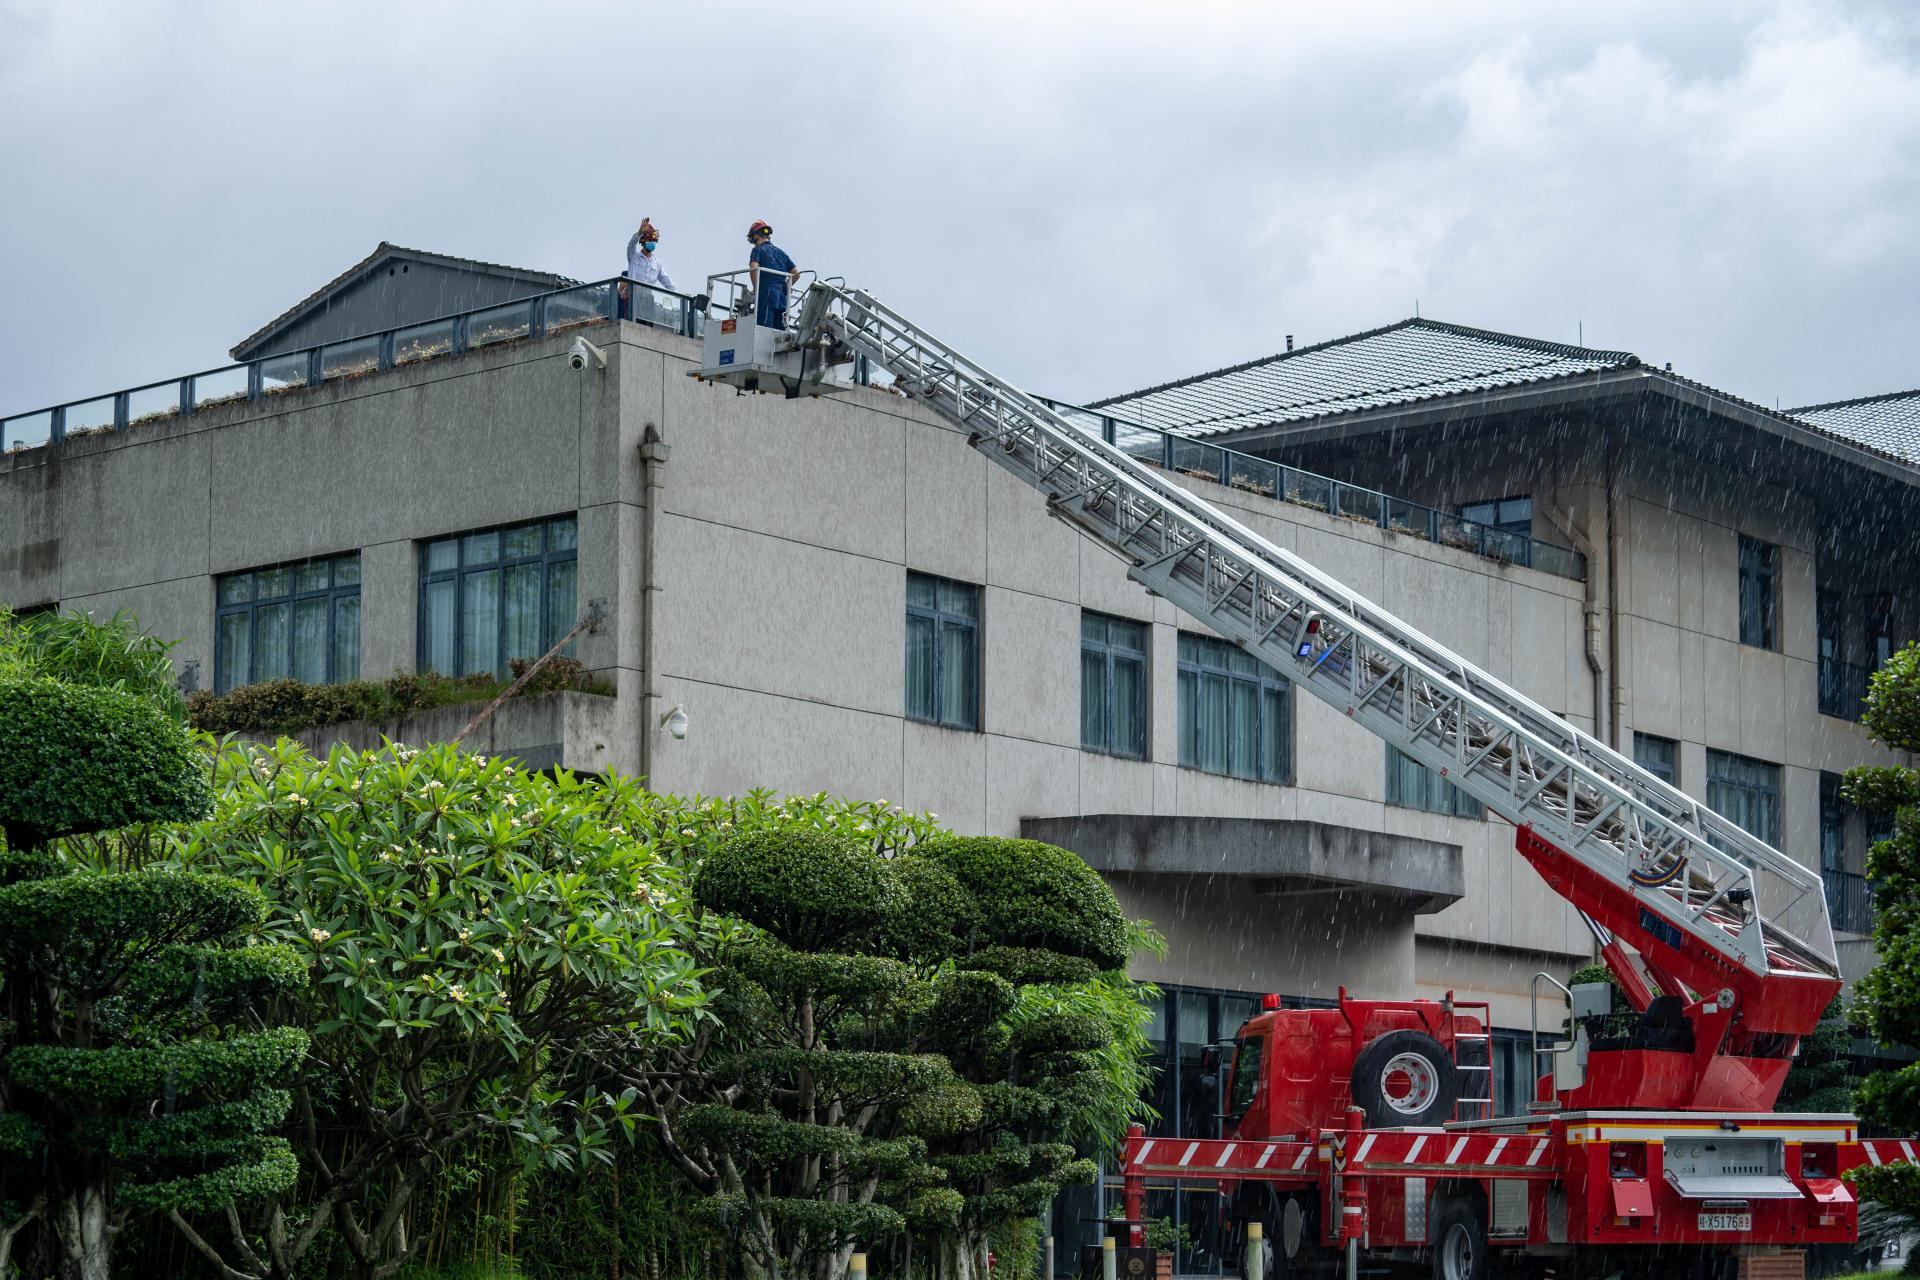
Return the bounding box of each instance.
[1698,1213,1751,1232]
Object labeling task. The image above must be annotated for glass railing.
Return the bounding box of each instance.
[1037,398,1588,581]
[0,275,699,455]
[1823,867,1875,935]
[1818,656,1872,721]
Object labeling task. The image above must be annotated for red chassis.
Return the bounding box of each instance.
[1118,1114,1912,1271]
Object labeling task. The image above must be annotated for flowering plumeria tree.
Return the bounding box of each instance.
[168,741,714,1280]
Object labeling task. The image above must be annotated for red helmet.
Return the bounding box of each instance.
[746,219,772,241]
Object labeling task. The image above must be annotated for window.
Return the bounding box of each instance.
[1225,1029,1262,1125]
[1738,536,1778,649]
[1081,612,1149,758]
[1459,496,1532,538]
[1706,749,1781,847]
[1384,745,1484,818]
[1820,772,1846,873]
[215,553,360,694]
[1868,594,1895,670]
[419,515,576,680]
[1633,733,1677,787]
[906,572,980,730]
[1177,633,1291,782]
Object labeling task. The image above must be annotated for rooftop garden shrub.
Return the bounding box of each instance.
[185,661,610,736]
[912,836,1132,971]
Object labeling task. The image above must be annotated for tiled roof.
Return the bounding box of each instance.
[1788,390,1920,465]
[231,242,578,359]
[1091,317,1639,438]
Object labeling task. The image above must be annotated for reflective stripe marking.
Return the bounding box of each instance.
[1294,1146,1313,1171]
[1179,1142,1200,1167]
[1446,1137,1470,1165]
[1135,1140,1154,1166]
[1489,1138,1510,1164]
[1256,1145,1276,1170]
[1526,1140,1548,1167]
[1406,1136,1427,1164]
[1216,1144,1237,1168]
[1867,1143,1884,1166]
[1355,1135,1377,1163]
[1903,1141,1916,1164]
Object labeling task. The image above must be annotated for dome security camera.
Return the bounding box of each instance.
[567,337,608,372]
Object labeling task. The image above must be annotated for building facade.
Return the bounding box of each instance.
[3,259,1915,1269]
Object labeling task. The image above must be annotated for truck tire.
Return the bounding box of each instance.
[1428,1196,1489,1280]
[1273,1193,1334,1278]
[1351,1029,1460,1128]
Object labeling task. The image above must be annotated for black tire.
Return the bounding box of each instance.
[1351,1029,1461,1128]
[1429,1196,1490,1280]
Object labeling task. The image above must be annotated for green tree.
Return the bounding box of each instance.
[168,740,714,1280]
[0,637,301,1280]
[1843,642,1920,1214]
[657,830,1156,1280]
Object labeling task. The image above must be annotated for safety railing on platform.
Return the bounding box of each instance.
[0,276,700,455]
[1819,656,1872,722]
[1035,398,1588,582]
[1823,868,1876,935]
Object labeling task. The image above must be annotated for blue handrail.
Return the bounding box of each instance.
[0,275,697,453]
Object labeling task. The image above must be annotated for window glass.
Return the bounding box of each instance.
[1738,536,1778,650]
[1385,745,1483,818]
[1633,733,1677,786]
[419,515,579,680]
[1177,633,1290,782]
[905,572,981,730]
[1707,748,1781,847]
[215,552,362,694]
[1227,1031,1262,1122]
[1081,611,1149,758]
[332,595,361,683]
[1819,772,1845,873]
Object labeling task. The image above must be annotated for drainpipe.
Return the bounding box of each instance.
[1543,500,1605,743]
[1606,458,1627,751]
[637,424,670,784]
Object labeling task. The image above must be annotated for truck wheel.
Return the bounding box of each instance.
[1273,1193,1333,1277]
[1351,1029,1460,1128]
[1428,1197,1489,1280]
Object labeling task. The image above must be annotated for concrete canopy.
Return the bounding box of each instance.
[1021,814,1464,915]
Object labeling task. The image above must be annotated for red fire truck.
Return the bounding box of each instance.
[695,278,1916,1279]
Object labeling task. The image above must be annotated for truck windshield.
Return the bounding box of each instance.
[1226,1034,1262,1122]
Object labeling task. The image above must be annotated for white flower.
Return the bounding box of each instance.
[289,793,309,807]
[509,817,520,829]
[926,812,939,820]
[309,927,332,944]
[679,827,695,838]
[607,824,626,836]
[459,928,472,942]
[490,946,505,962]
[426,780,444,791]
[502,792,518,808]
[350,780,362,792]
[475,755,489,766]
[448,985,468,1003]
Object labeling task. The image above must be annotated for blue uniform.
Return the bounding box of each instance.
[751,241,796,328]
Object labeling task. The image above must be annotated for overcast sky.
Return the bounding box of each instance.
[3,1,1918,419]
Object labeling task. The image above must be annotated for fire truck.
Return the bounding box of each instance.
[691,275,1913,1278]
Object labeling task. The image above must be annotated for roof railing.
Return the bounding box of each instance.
[0,275,699,455]
[1035,397,1588,582]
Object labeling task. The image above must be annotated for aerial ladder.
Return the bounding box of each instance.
[691,276,1900,1276]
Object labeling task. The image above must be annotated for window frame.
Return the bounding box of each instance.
[214,552,361,694]
[1633,732,1678,788]
[1458,495,1533,538]
[1738,535,1779,650]
[904,571,982,731]
[1384,744,1484,818]
[1706,747,1782,848]
[417,514,578,681]
[1080,611,1150,759]
[1176,632,1292,784]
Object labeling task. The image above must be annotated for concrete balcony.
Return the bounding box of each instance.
[282,690,618,774]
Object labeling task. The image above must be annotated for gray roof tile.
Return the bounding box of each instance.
[1789,390,1920,465]
[1092,318,1637,436]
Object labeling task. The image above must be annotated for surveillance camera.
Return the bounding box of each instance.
[660,704,688,740]
[567,336,608,372]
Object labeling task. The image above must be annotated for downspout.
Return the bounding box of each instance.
[1606,456,1627,751]
[1542,501,1605,742]
[638,424,670,784]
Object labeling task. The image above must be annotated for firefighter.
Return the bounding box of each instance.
[746,219,799,330]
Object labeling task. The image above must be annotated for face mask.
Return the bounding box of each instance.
[642,241,658,253]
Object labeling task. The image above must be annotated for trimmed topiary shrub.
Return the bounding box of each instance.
[913,836,1130,970]
[0,677,211,849]
[695,830,902,953]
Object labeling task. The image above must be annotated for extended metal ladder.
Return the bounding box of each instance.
[788,283,1839,1011]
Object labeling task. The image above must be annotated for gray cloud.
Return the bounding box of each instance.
[2,1,1916,418]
